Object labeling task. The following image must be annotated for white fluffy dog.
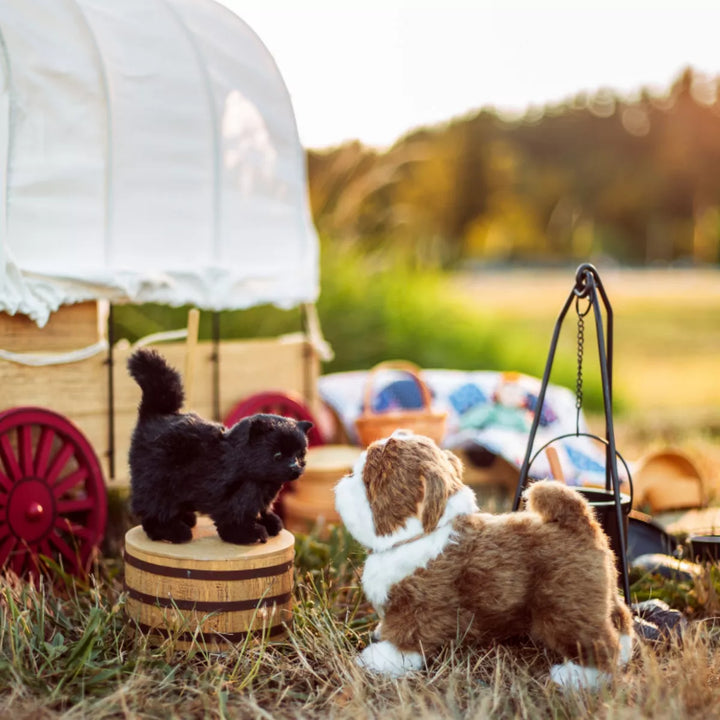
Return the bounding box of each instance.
[334,430,633,689]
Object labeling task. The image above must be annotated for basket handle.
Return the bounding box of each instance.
[360,360,433,415]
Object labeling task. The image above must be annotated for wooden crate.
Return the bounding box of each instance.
[0,301,106,352]
[0,350,111,475]
[218,334,320,419]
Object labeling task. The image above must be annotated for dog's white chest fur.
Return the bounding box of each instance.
[362,522,459,611]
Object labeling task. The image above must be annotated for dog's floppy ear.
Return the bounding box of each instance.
[419,470,445,533]
[444,449,464,482]
[419,448,465,533]
[364,437,424,536]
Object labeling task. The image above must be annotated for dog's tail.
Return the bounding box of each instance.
[127,348,184,418]
[524,479,600,536]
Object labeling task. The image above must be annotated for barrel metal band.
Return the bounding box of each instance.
[125,586,292,613]
[124,551,293,581]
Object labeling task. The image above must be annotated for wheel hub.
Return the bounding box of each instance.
[7,477,56,542]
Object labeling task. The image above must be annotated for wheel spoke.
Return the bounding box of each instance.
[34,427,56,478]
[53,467,89,499]
[47,532,80,573]
[19,425,34,476]
[37,539,55,574]
[0,434,22,480]
[57,497,95,515]
[46,443,76,485]
[24,544,41,577]
[0,469,12,494]
[55,517,95,540]
[0,534,17,566]
[62,525,95,541]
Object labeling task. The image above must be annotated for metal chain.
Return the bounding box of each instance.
[575,311,585,413]
[574,295,592,432]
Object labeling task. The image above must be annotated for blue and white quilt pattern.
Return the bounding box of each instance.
[318,368,626,489]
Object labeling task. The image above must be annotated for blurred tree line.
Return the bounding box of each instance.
[307,67,720,268]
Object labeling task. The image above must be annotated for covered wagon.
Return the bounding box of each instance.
[0,0,326,578]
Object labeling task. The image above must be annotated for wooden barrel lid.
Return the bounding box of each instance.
[284,492,339,521]
[306,444,362,471]
[283,493,341,538]
[125,515,294,568]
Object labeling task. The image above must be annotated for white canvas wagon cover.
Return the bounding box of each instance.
[0,0,319,327]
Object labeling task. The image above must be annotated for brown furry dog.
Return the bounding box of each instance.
[334,430,634,689]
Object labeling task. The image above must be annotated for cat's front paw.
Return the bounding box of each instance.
[259,511,283,536]
[181,511,197,528]
[216,522,269,545]
[143,517,193,544]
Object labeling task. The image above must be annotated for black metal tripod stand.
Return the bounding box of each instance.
[511,263,632,604]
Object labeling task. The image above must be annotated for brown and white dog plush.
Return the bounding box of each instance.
[334,430,634,689]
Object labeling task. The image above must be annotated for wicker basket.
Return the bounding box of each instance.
[354,361,447,447]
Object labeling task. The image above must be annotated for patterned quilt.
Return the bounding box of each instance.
[318,368,628,489]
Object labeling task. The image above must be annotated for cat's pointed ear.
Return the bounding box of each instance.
[298,420,313,436]
[248,415,275,443]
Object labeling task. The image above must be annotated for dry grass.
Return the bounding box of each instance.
[2,525,720,720]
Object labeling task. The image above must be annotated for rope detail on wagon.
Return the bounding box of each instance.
[0,339,108,366]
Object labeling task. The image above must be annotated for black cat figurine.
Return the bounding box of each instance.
[127,348,312,544]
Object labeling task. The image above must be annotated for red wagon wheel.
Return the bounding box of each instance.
[0,407,107,580]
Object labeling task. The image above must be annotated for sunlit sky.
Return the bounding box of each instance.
[220,0,720,149]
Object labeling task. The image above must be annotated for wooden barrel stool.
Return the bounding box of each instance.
[283,444,362,536]
[124,516,294,651]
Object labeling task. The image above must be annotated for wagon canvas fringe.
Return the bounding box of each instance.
[127,348,312,545]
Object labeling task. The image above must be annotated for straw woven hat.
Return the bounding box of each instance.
[632,448,705,513]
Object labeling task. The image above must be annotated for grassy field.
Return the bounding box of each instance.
[455,266,720,421]
[3,265,720,718]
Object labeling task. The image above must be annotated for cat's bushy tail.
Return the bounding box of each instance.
[127,348,184,418]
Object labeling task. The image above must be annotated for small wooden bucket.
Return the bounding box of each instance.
[124,516,294,651]
[354,361,446,447]
[284,444,362,536]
